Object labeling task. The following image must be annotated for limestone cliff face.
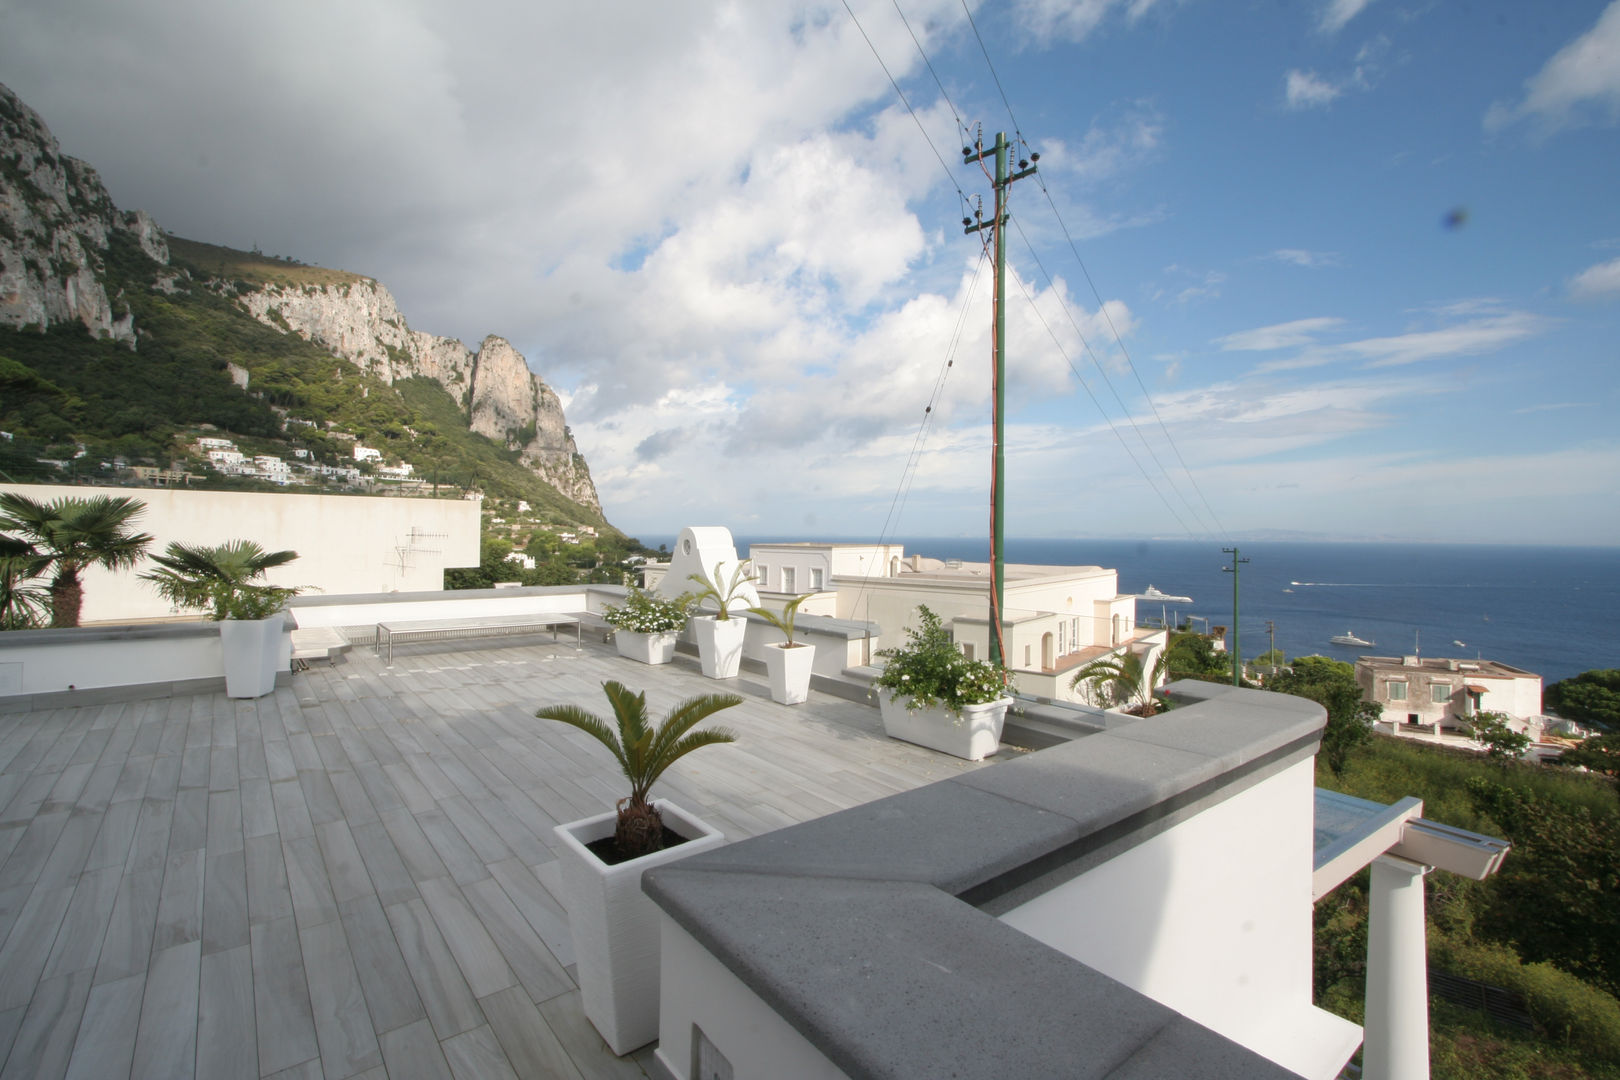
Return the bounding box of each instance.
[0,83,165,345]
[241,280,600,512]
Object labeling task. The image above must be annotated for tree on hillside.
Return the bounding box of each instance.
[1268,655,1380,776]
[1545,669,1620,731]
[1558,732,1620,780]
[1163,630,1231,682]
[0,493,152,627]
[1467,710,1533,762]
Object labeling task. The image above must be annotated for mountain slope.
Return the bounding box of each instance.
[0,81,605,527]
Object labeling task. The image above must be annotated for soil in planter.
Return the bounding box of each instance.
[584,827,691,866]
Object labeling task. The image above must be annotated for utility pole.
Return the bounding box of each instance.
[963,130,1037,665]
[1222,547,1249,686]
[1266,620,1277,670]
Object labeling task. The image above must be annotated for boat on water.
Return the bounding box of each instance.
[1330,631,1373,647]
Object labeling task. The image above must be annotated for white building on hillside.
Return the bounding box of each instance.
[1355,655,1542,734]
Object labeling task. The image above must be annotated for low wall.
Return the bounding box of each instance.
[0,617,292,710]
[289,585,596,641]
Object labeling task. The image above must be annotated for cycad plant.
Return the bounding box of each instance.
[0,493,152,627]
[687,559,755,620]
[537,680,740,860]
[1070,648,1172,716]
[140,540,303,620]
[748,592,810,646]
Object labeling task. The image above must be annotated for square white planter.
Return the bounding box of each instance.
[691,616,746,679]
[554,800,726,1055]
[614,629,678,665]
[764,642,815,705]
[878,694,1012,761]
[219,616,283,699]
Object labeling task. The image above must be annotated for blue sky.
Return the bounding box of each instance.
[3,0,1617,544]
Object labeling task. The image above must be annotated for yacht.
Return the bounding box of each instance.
[1330,631,1373,647]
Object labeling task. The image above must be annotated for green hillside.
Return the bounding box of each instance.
[0,230,614,536]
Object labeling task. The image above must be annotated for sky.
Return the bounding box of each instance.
[2,0,1618,545]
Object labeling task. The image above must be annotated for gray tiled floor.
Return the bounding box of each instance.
[0,637,982,1079]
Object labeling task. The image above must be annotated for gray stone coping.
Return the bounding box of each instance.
[644,681,1328,1080]
[0,614,285,646]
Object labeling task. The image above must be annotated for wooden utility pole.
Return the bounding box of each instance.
[963,130,1036,665]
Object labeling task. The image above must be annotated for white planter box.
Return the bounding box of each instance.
[614,629,678,665]
[764,642,815,704]
[219,616,282,699]
[691,616,746,679]
[878,694,1012,761]
[553,799,726,1055]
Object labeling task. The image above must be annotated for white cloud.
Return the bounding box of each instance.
[1269,249,1343,268]
[1340,311,1549,368]
[1568,256,1620,300]
[1320,0,1375,34]
[1012,0,1164,44]
[1285,69,1343,109]
[1486,1,1620,133]
[1215,317,1346,352]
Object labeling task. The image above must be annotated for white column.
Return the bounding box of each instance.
[1363,854,1431,1080]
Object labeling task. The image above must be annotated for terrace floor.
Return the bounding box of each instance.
[0,635,989,1079]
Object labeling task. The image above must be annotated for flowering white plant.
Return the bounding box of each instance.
[873,606,1012,717]
[603,589,692,634]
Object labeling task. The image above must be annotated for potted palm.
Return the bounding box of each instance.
[1070,647,1172,717]
[538,680,740,1055]
[873,605,1013,761]
[603,589,691,664]
[686,559,755,679]
[748,593,815,704]
[140,540,304,698]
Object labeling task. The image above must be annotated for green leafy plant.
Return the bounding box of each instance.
[536,680,740,860]
[687,560,754,620]
[874,605,1011,716]
[140,540,305,620]
[0,492,152,627]
[0,535,51,630]
[1070,648,1172,716]
[1466,710,1534,762]
[602,588,692,634]
[748,592,811,647]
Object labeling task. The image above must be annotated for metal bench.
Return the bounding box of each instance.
[290,626,352,671]
[375,613,581,664]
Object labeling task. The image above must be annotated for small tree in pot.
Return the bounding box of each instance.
[686,560,755,679]
[538,680,740,1053]
[749,593,815,704]
[140,540,306,698]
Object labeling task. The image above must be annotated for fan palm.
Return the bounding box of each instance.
[1070,648,1172,716]
[0,535,52,630]
[140,540,301,620]
[536,680,740,859]
[0,493,152,627]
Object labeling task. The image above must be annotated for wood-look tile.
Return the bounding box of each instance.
[152,846,205,951]
[129,939,200,1080]
[179,744,211,790]
[299,918,383,1078]
[415,808,489,886]
[34,807,102,889]
[122,796,174,875]
[0,882,74,1010]
[441,1024,519,1080]
[270,778,315,840]
[315,819,373,905]
[338,894,426,1035]
[196,944,256,1080]
[93,868,161,986]
[384,898,485,1040]
[415,878,515,999]
[477,985,585,1080]
[378,808,451,884]
[463,876,572,1005]
[206,789,244,855]
[250,916,319,1077]
[348,819,417,906]
[377,1017,455,1080]
[0,810,68,892]
[62,972,143,1080]
[282,834,338,929]
[296,768,342,827]
[202,848,249,955]
[82,799,140,872]
[0,967,93,1080]
[244,833,294,925]
[239,777,278,840]
[40,865,122,980]
[537,990,651,1080]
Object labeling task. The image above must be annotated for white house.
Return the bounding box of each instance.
[1355,655,1542,733]
[353,445,382,463]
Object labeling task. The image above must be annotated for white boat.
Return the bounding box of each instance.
[1330,631,1373,647]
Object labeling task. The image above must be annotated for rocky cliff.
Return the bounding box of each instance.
[0,84,167,344]
[239,280,599,511]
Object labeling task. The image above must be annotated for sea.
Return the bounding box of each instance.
[643,536,1620,688]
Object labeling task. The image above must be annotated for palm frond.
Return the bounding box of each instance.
[534,703,631,775]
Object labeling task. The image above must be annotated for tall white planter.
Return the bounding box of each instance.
[878,695,1012,761]
[764,642,815,705]
[553,799,726,1055]
[219,615,283,699]
[614,629,678,665]
[691,616,746,679]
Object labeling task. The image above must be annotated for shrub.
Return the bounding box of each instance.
[602,589,691,634]
[874,605,1012,715]
[1432,936,1620,1063]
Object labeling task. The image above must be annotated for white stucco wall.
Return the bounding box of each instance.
[998,757,1361,1079]
[0,620,291,697]
[0,484,480,623]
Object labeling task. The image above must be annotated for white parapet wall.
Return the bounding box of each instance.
[0,618,292,707]
[0,483,480,623]
[289,585,594,638]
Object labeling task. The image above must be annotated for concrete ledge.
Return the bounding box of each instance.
[0,670,292,713]
[644,680,1327,1080]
